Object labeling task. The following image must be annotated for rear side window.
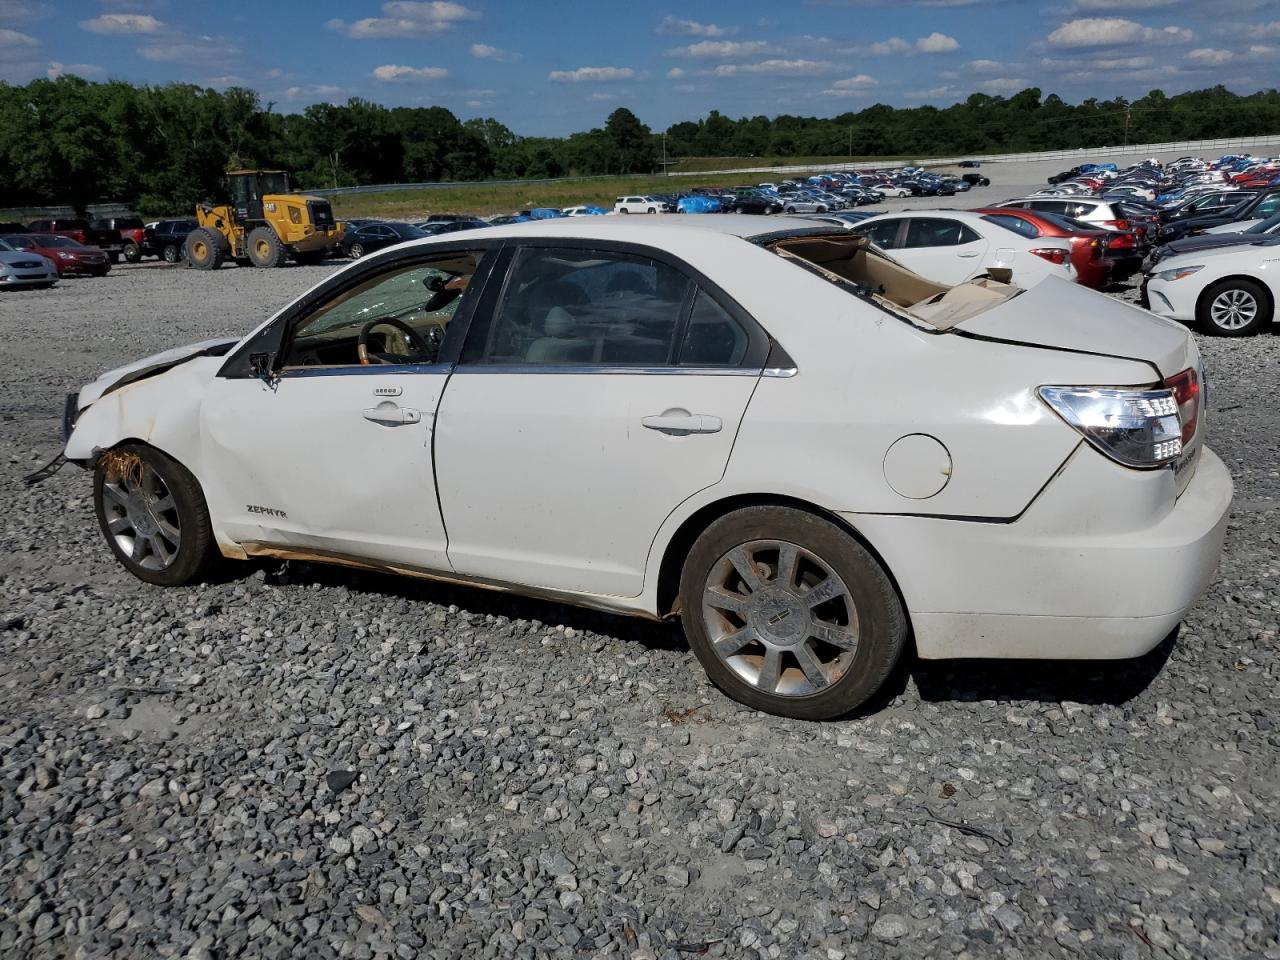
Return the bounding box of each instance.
[679,289,747,367]
[1255,195,1280,217]
[465,247,692,366]
[903,219,981,248]
[982,214,1039,239]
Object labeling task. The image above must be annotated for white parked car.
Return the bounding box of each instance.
[997,197,1133,232]
[851,211,1075,287]
[1143,240,1280,336]
[871,183,911,198]
[613,196,669,214]
[60,216,1231,719]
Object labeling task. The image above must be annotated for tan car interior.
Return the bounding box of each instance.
[769,234,1019,330]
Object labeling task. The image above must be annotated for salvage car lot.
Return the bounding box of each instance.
[2,166,1279,957]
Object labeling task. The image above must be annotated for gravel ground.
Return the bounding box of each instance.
[2,191,1279,960]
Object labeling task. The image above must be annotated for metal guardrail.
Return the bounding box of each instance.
[310,173,624,197]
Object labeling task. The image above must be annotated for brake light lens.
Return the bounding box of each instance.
[1039,386,1182,468]
[1102,219,1131,231]
[1165,367,1200,444]
[1107,233,1135,250]
[1030,247,1069,264]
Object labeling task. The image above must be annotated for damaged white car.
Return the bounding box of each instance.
[59,217,1232,719]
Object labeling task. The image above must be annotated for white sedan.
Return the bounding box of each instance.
[60,216,1231,719]
[850,210,1075,287]
[1143,240,1280,335]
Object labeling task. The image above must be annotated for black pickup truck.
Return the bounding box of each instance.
[26,218,124,261]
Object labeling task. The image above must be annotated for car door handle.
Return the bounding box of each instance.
[641,413,722,434]
[362,404,421,425]
[957,251,981,258]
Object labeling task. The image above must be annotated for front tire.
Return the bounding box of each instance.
[247,226,288,268]
[122,242,141,263]
[348,242,365,259]
[94,444,214,587]
[679,506,906,720]
[185,228,225,270]
[1197,278,1270,336]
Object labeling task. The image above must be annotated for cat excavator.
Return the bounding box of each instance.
[185,170,343,270]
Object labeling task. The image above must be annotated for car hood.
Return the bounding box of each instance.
[956,275,1194,379]
[0,250,48,265]
[1162,233,1279,258]
[77,337,240,410]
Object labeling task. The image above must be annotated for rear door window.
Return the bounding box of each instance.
[903,219,980,248]
[982,214,1039,239]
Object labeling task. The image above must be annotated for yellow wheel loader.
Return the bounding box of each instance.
[185,170,344,270]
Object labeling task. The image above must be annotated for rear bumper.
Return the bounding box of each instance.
[844,445,1232,660]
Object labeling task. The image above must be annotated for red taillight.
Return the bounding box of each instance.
[1030,247,1069,264]
[1107,233,1135,250]
[1166,367,1200,445]
[1102,219,1131,231]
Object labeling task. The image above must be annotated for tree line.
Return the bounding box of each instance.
[1,76,1277,214]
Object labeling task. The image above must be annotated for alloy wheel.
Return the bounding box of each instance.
[100,462,182,571]
[701,539,859,697]
[1210,288,1258,330]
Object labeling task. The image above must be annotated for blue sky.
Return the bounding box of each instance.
[2,0,1279,135]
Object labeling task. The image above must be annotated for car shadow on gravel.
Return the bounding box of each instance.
[907,629,1177,706]
[239,558,690,652]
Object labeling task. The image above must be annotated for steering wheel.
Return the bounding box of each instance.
[357,317,433,365]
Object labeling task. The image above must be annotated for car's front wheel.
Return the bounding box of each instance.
[122,242,141,263]
[1197,278,1271,336]
[679,506,906,719]
[94,444,214,586]
[348,242,365,259]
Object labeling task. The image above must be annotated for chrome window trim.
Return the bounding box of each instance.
[279,362,452,378]
[452,364,766,377]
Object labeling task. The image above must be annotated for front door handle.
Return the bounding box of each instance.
[641,412,722,435]
[957,251,981,258]
[362,402,421,425]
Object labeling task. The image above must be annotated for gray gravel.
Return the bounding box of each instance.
[2,229,1279,960]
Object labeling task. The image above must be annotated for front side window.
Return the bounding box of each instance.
[282,252,481,368]
[855,219,902,249]
[1255,195,1280,217]
[465,247,692,366]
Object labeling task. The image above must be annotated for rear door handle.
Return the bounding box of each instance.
[641,412,722,434]
[363,403,421,425]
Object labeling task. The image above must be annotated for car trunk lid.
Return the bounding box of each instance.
[954,274,1196,379]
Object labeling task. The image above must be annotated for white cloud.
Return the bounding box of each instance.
[1186,47,1234,65]
[79,13,162,34]
[587,92,616,101]
[469,43,517,61]
[820,74,877,95]
[978,77,1026,92]
[1065,0,1178,10]
[966,58,1003,73]
[547,66,635,82]
[327,1,479,39]
[139,36,238,64]
[669,39,770,58]
[864,37,911,55]
[1039,54,1155,70]
[916,32,959,53]
[0,1,46,20]
[46,61,103,79]
[0,28,38,48]
[1047,17,1192,48]
[284,84,342,99]
[713,59,832,76]
[656,16,730,37]
[371,64,449,82]
[666,66,686,78]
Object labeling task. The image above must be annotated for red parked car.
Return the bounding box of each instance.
[0,233,111,277]
[972,207,1116,289]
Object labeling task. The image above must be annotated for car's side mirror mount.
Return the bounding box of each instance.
[249,352,278,387]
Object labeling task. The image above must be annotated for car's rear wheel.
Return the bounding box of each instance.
[348,242,365,259]
[162,243,180,263]
[93,444,214,586]
[1197,278,1270,336]
[122,242,141,263]
[679,506,906,720]
[619,209,629,215]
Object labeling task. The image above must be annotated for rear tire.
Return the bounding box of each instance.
[93,444,215,587]
[678,506,906,720]
[185,228,225,270]
[247,227,288,268]
[348,242,365,259]
[122,242,141,263]
[1197,278,1270,336]
[162,243,180,264]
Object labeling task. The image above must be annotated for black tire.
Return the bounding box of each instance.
[678,506,906,720]
[162,243,180,264]
[785,206,796,214]
[122,242,141,263]
[93,444,215,587]
[1196,278,1271,336]
[247,226,288,268]
[647,207,657,214]
[348,242,365,259]
[185,228,225,270]
[618,209,629,215]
